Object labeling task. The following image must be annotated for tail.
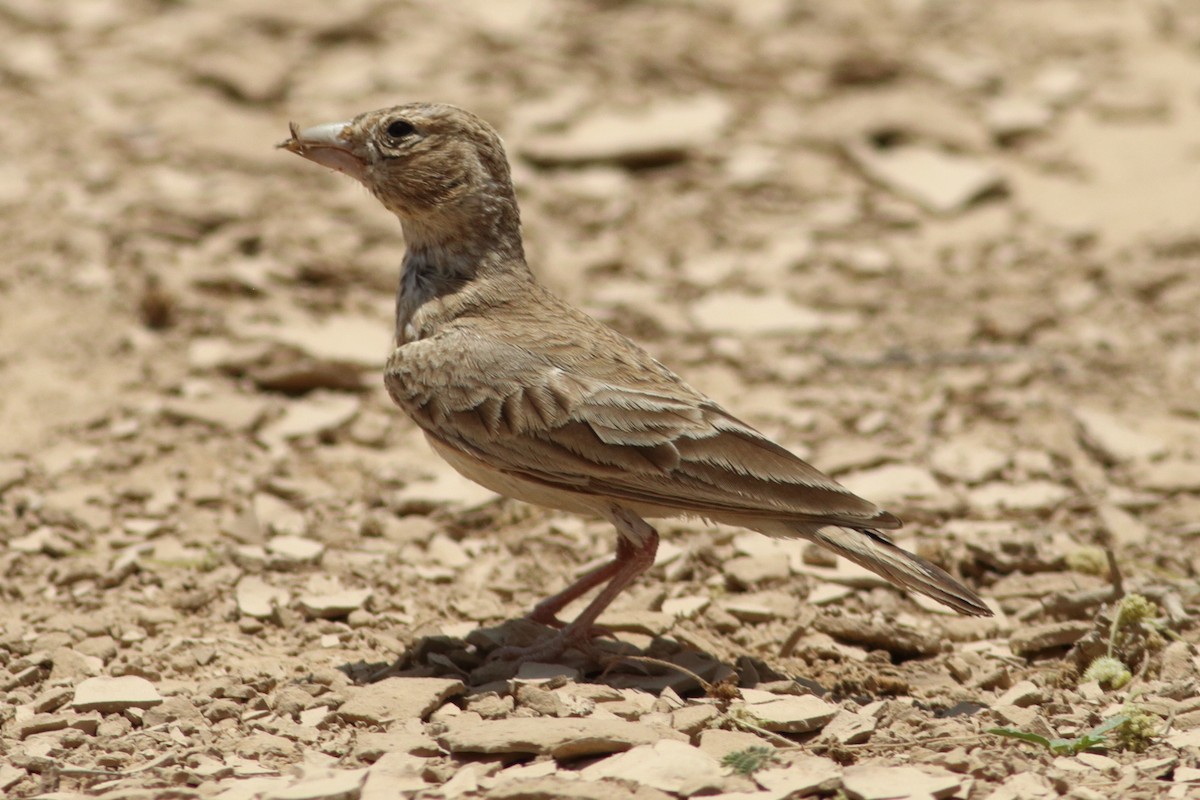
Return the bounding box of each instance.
[811,526,992,617]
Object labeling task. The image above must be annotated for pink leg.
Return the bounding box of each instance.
[493,507,660,662]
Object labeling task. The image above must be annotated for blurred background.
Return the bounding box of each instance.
[1,0,1200,794]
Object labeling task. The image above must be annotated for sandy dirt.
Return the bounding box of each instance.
[3,1,1200,798]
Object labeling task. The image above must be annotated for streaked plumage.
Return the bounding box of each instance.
[280,103,991,659]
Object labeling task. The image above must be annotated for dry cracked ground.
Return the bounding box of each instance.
[3,1,1200,798]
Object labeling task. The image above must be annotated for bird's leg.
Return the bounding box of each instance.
[492,507,659,662]
[528,555,629,626]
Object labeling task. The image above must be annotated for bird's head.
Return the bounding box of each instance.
[280,103,522,262]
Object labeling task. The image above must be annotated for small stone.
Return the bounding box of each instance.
[850,142,1003,214]
[697,728,770,760]
[671,703,720,735]
[265,770,368,800]
[162,393,268,432]
[839,464,947,507]
[515,662,581,684]
[339,678,464,725]
[298,588,372,619]
[72,676,162,713]
[1075,409,1166,463]
[996,679,1042,708]
[691,292,856,336]
[1134,459,1200,493]
[1096,503,1149,546]
[985,97,1053,142]
[244,314,387,368]
[743,695,837,733]
[579,739,723,794]
[661,595,710,619]
[822,709,877,744]
[261,394,361,441]
[255,493,308,537]
[842,765,961,799]
[1009,621,1092,656]
[595,610,673,635]
[393,464,499,511]
[438,716,686,758]
[755,758,842,796]
[969,481,1071,513]
[522,96,731,167]
[929,440,1009,484]
[268,535,326,565]
[236,575,289,619]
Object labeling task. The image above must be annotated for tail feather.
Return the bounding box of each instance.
[812,526,992,617]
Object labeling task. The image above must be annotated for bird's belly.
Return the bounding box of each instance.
[424,434,604,517]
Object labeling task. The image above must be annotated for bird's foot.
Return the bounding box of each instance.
[487,622,611,663]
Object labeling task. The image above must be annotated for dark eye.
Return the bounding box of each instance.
[385,119,416,140]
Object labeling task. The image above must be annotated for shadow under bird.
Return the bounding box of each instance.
[279,103,992,660]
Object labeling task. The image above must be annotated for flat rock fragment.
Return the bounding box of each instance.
[1074,409,1166,463]
[742,694,837,733]
[339,677,464,724]
[522,96,731,167]
[236,575,290,619]
[298,588,372,619]
[163,394,268,432]
[579,739,724,793]
[842,764,961,800]
[438,716,686,759]
[72,675,163,713]
[850,142,1003,214]
[1009,620,1092,656]
[265,769,368,800]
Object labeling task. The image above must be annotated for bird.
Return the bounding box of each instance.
[279,103,992,660]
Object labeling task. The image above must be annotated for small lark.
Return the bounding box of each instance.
[280,103,991,659]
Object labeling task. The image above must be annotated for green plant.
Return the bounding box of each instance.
[988,715,1128,755]
[721,745,780,775]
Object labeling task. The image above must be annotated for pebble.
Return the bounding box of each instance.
[996,679,1042,708]
[1074,408,1166,463]
[579,739,724,794]
[438,716,687,758]
[697,728,770,760]
[1009,620,1092,656]
[929,440,1009,484]
[236,575,290,619]
[822,709,878,744]
[839,464,947,507]
[1097,503,1149,546]
[163,393,268,432]
[661,595,711,619]
[71,675,162,713]
[260,394,361,441]
[339,677,464,725]
[842,765,961,800]
[691,292,857,336]
[1134,459,1200,493]
[298,588,373,619]
[268,535,326,565]
[968,481,1071,513]
[741,694,837,733]
[756,758,842,796]
[244,314,388,368]
[255,493,308,537]
[522,95,731,167]
[985,97,1053,141]
[265,769,368,800]
[393,463,499,511]
[850,142,1003,214]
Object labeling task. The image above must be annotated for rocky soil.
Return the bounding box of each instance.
[2,1,1200,798]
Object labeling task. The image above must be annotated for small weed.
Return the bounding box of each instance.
[721,745,780,775]
[988,714,1127,755]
